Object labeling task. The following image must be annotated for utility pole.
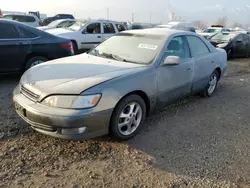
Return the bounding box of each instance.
[150,12,152,23]
[132,13,134,22]
[107,8,109,20]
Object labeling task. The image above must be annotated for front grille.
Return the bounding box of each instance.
[21,85,40,101]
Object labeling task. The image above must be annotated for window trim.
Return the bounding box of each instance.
[82,22,101,34]
[185,35,211,58]
[103,22,116,34]
[115,24,126,32]
[17,26,39,39]
[160,35,191,65]
[0,23,21,39]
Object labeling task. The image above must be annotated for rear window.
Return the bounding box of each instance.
[0,23,20,39]
[4,15,36,22]
[18,26,38,38]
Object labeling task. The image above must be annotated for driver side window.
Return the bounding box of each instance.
[165,36,190,61]
[235,34,243,42]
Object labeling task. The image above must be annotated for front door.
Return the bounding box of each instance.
[157,36,194,107]
[233,34,245,57]
[80,22,103,50]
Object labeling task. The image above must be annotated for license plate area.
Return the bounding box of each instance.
[15,102,26,117]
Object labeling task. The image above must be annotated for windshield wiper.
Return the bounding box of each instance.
[97,52,140,64]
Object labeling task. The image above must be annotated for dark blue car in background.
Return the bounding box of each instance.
[42,14,74,26]
[0,20,74,74]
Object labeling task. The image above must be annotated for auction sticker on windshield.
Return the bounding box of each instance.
[138,44,158,50]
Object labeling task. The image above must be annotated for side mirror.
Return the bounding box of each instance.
[82,29,87,34]
[163,56,180,66]
[236,39,243,43]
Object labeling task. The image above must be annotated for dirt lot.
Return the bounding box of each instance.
[0,59,250,188]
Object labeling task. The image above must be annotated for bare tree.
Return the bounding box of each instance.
[215,16,228,27]
[192,20,207,29]
[231,22,243,29]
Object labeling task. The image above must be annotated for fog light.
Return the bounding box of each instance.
[61,127,86,135]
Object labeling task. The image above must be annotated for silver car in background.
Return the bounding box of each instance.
[13,28,227,141]
[37,19,76,31]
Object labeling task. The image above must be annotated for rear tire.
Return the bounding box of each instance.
[25,56,48,71]
[201,70,219,98]
[109,95,146,141]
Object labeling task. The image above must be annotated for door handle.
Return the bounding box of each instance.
[97,36,101,38]
[186,68,192,71]
[211,61,215,63]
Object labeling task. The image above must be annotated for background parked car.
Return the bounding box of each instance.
[126,22,157,30]
[0,20,74,74]
[38,19,76,31]
[197,25,230,39]
[155,22,196,32]
[0,9,3,18]
[47,19,127,53]
[42,14,74,26]
[209,32,250,58]
[3,14,42,27]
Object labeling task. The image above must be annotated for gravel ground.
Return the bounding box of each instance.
[0,59,250,188]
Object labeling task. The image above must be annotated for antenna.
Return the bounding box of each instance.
[106,9,109,19]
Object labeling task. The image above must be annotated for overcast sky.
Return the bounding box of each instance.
[2,0,250,24]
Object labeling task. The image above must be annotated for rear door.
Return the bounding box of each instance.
[80,22,103,50]
[0,23,31,73]
[186,35,215,93]
[102,22,116,41]
[243,34,249,57]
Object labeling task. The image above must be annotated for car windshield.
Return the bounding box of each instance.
[203,28,221,33]
[48,20,63,27]
[89,33,165,65]
[67,21,86,31]
[211,32,237,42]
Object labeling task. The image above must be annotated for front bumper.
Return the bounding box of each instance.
[13,88,113,140]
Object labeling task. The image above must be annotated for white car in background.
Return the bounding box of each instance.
[155,22,196,32]
[47,19,127,52]
[3,14,41,27]
[38,19,76,31]
[198,27,231,39]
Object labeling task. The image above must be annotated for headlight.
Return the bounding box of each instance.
[41,94,101,109]
[217,43,228,48]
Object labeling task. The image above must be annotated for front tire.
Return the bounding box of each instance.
[109,95,146,141]
[201,70,219,97]
[227,49,232,60]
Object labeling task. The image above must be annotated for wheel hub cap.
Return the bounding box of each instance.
[118,102,143,136]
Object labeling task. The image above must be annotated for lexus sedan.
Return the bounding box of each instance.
[13,28,227,141]
[0,20,74,74]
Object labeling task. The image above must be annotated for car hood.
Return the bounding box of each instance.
[37,26,53,30]
[47,28,73,35]
[20,54,146,100]
[199,32,214,36]
[210,40,229,48]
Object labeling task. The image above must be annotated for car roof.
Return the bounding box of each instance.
[3,13,37,17]
[87,19,125,24]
